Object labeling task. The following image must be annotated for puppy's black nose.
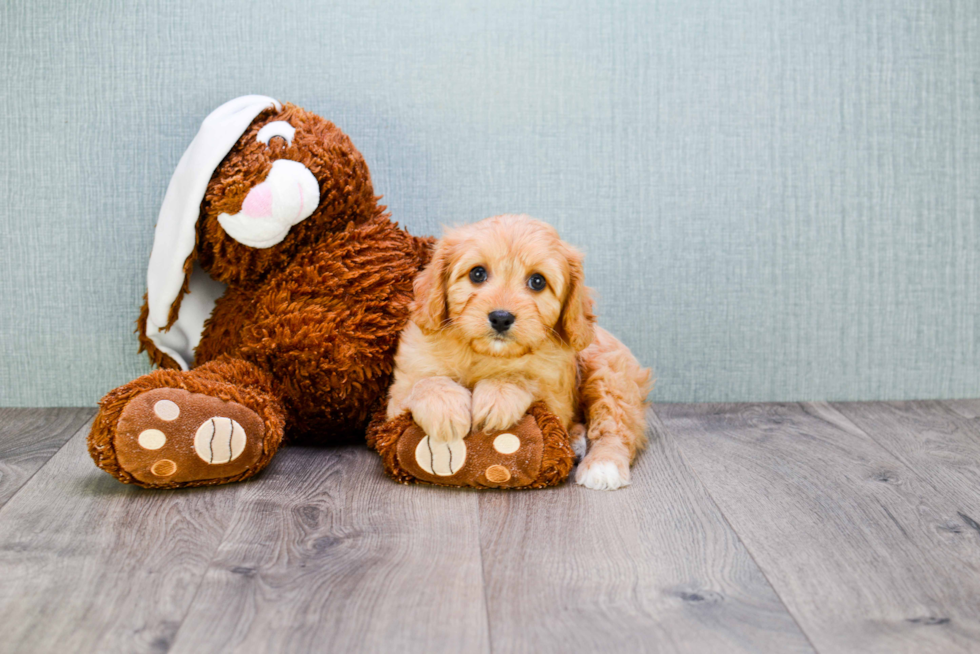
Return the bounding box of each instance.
[488,310,516,333]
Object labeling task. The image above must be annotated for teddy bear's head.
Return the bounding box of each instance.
[196,102,381,286]
[142,96,384,370]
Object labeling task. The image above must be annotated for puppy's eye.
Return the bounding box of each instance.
[527,273,547,292]
[469,266,488,284]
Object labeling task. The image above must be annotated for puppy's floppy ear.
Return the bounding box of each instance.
[411,238,452,332]
[558,245,596,351]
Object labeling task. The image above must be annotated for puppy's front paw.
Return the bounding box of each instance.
[407,377,472,443]
[471,380,535,433]
[575,452,631,491]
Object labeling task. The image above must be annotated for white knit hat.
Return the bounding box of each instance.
[144,95,281,370]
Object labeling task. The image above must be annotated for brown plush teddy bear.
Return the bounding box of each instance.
[89,96,574,490]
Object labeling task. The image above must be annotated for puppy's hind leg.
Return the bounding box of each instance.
[574,328,652,491]
[569,423,588,461]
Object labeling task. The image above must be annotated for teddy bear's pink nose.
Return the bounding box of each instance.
[241,183,273,218]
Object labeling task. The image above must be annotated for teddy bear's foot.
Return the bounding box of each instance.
[112,388,268,486]
[368,402,575,489]
[89,358,286,489]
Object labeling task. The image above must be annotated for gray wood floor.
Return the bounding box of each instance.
[1,401,979,653]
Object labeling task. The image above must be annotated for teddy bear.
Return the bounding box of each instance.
[88,95,573,490]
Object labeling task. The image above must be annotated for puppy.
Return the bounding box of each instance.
[386,214,652,490]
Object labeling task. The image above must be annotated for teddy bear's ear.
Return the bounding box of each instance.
[142,95,281,370]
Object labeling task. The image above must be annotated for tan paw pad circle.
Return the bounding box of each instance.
[415,436,466,476]
[153,399,180,421]
[485,465,511,483]
[194,418,247,464]
[492,433,520,454]
[151,459,177,477]
[138,429,167,450]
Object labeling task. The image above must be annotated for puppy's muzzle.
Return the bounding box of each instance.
[217,159,320,248]
[488,310,516,334]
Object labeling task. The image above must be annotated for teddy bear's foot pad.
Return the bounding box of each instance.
[397,414,545,488]
[114,388,266,485]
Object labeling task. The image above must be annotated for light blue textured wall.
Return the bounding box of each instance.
[1,0,978,406]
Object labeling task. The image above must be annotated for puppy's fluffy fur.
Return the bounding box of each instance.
[387,214,652,490]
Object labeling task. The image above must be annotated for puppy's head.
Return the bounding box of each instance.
[412,214,596,357]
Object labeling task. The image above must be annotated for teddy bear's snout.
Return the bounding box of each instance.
[217,159,320,249]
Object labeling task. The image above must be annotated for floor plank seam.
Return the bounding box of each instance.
[476,498,496,654]
[657,405,823,654]
[152,488,244,653]
[0,411,96,514]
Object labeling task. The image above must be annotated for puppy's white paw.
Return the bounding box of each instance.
[576,457,631,491]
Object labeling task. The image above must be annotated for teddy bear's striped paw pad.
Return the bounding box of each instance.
[194,417,247,464]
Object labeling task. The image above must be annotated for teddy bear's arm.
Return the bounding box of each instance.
[229,219,426,423]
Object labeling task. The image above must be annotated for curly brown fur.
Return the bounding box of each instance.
[88,357,286,488]
[194,216,433,441]
[365,407,420,485]
[525,402,576,489]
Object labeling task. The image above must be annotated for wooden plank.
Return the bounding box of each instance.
[167,445,490,654]
[943,399,980,421]
[478,408,814,654]
[832,400,980,522]
[0,424,242,653]
[660,402,980,654]
[0,407,95,507]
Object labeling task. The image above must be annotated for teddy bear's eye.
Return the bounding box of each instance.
[256,121,295,148]
[469,266,488,284]
[527,273,546,292]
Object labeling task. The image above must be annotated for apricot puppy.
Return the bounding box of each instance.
[386,214,652,490]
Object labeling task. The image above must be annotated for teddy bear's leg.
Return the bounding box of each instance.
[88,357,286,489]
